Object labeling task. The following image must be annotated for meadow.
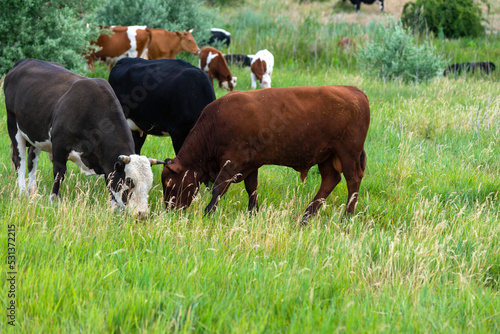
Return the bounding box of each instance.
[1,0,500,332]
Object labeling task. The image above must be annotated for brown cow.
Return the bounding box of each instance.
[86,25,150,71]
[337,37,356,51]
[147,28,201,60]
[199,46,237,91]
[161,86,370,224]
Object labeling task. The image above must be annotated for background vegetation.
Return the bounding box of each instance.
[0,0,101,75]
[357,19,444,83]
[402,0,488,38]
[1,0,499,332]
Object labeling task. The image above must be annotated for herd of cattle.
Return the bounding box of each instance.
[4,56,368,224]
[86,26,274,91]
[3,22,496,223]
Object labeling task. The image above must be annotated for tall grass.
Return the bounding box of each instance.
[1,0,500,332]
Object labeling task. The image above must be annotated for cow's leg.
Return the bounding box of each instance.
[341,150,366,215]
[356,0,361,12]
[50,147,68,202]
[379,0,384,11]
[251,72,258,90]
[132,131,147,154]
[204,162,239,215]
[204,179,232,215]
[27,146,42,195]
[13,130,28,194]
[7,116,21,172]
[170,133,186,155]
[302,158,342,225]
[244,169,259,212]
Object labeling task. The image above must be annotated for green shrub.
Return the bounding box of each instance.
[401,0,488,38]
[95,0,217,45]
[357,19,444,83]
[0,0,101,75]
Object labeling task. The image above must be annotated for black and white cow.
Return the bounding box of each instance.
[4,58,161,219]
[443,62,496,76]
[343,0,384,12]
[108,58,216,154]
[208,28,231,48]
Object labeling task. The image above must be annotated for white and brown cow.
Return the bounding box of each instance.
[250,49,274,89]
[199,46,237,91]
[4,59,163,219]
[86,25,150,71]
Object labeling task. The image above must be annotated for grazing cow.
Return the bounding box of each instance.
[86,25,150,71]
[161,86,370,224]
[443,62,496,76]
[337,37,356,51]
[4,59,162,218]
[343,0,384,12]
[199,46,237,91]
[147,28,200,60]
[250,49,274,89]
[207,28,231,48]
[109,58,216,154]
[224,54,253,67]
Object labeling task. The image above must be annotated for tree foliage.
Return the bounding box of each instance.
[401,0,488,39]
[357,19,444,83]
[0,0,101,75]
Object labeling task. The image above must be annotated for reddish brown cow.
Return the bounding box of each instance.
[199,46,237,91]
[147,28,200,60]
[86,25,150,71]
[161,86,370,224]
[337,37,356,51]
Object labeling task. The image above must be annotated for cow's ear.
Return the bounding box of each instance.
[164,159,183,174]
[175,31,181,36]
[114,160,125,172]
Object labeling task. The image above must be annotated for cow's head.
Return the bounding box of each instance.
[177,29,201,56]
[260,73,272,88]
[108,155,159,219]
[161,158,200,210]
[222,75,237,91]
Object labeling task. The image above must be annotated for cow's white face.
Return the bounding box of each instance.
[260,74,272,88]
[109,155,153,219]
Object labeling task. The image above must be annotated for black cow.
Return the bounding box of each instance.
[224,54,253,67]
[343,0,384,12]
[4,59,160,218]
[108,58,216,154]
[208,28,231,48]
[443,62,496,76]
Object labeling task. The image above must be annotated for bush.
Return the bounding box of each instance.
[357,19,444,83]
[95,0,217,46]
[0,0,101,76]
[401,0,488,39]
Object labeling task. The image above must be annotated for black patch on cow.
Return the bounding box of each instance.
[344,0,384,12]
[224,54,252,67]
[443,62,496,76]
[109,58,216,154]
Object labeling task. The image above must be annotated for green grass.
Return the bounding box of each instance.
[1,0,500,332]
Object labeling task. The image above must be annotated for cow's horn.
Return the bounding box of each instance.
[118,155,131,164]
[149,158,165,166]
[189,28,194,33]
